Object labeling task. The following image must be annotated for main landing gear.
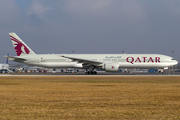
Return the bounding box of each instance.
[85,65,97,75]
[85,71,97,75]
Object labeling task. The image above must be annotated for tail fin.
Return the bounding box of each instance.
[9,33,35,56]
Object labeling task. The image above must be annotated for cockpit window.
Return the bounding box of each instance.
[171,58,175,60]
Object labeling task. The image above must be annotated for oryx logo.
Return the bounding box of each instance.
[111,65,114,69]
[10,36,30,56]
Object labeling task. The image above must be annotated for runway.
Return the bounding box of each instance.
[0,73,180,77]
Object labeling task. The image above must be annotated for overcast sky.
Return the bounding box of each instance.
[0,0,180,63]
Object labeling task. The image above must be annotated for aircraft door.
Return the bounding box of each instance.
[37,58,40,63]
[37,57,43,63]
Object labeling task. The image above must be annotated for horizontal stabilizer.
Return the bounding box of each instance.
[4,56,27,63]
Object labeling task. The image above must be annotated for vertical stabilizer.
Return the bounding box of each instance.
[9,33,35,56]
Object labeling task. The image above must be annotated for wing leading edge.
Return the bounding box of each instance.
[61,55,103,66]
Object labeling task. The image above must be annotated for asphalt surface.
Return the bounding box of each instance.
[0,72,180,76]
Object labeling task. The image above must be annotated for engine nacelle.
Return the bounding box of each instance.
[103,63,119,72]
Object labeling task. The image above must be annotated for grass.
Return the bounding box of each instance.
[0,76,180,119]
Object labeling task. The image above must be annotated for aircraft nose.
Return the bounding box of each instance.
[174,60,178,65]
[176,60,178,65]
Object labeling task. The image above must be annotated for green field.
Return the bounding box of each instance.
[0,76,180,119]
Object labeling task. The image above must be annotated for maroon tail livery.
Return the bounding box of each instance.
[9,33,35,56]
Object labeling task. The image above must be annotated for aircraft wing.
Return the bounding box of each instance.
[4,56,27,63]
[61,55,103,65]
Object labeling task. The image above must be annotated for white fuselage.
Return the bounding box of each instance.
[13,54,178,69]
[8,33,178,73]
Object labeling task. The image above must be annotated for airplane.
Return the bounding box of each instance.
[5,32,178,74]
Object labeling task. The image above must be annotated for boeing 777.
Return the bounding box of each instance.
[5,33,178,74]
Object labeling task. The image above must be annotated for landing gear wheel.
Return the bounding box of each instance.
[93,71,97,74]
[85,71,97,75]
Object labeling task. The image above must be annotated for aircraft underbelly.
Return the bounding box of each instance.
[119,63,172,68]
[26,62,83,68]
[25,61,177,69]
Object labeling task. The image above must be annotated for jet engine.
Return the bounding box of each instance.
[102,63,119,72]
